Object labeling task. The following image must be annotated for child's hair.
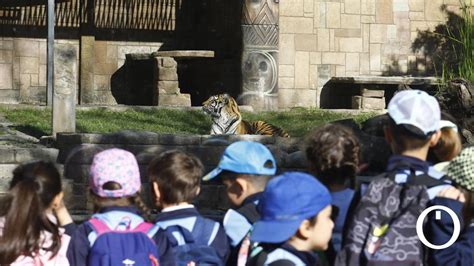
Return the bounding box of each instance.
[148,150,204,205]
[90,182,152,221]
[431,117,462,162]
[0,161,62,264]
[220,171,272,191]
[386,117,432,152]
[305,124,360,188]
[459,188,474,229]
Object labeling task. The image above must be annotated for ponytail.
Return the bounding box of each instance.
[0,162,62,264]
[131,194,152,222]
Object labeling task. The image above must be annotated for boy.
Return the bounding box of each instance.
[247,172,334,265]
[202,141,277,265]
[337,90,452,265]
[148,150,229,265]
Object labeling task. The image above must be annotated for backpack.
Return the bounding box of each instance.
[87,217,160,266]
[156,217,223,266]
[336,166,449,266]
[246,245,306,266]
[236,203,261,266]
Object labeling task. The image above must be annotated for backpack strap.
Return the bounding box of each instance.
[132,222,154,233]
[163,224,196,246]
[88,218,112,236]
[191,217,219,246]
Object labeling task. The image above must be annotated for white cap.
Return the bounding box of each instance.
[388,90,441,137]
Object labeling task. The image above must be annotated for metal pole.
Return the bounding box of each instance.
[47,0,54,106]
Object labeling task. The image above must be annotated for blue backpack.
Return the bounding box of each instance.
[87,217,160,266]
[154,218,223,266]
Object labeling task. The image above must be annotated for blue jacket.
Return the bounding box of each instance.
[247,243,320,266]
[64,206,176,266]
[153,206,230,263]
[426,197,474,266]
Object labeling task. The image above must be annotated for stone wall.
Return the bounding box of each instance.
[55,132,305,214]
[278,0,465,108]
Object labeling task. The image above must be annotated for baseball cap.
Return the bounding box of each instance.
[446,146,474,192]
[388,90,441,137]
[250,172,332,243]
[202,141,276,181]
[89,148,141,198]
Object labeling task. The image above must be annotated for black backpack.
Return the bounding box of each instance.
[336,166,449,266]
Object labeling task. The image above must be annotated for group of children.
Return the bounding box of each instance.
[0,89,473,266]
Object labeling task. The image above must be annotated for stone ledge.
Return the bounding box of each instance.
[331,76,439,85]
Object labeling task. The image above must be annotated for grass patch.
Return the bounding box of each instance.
[0,107,378,138]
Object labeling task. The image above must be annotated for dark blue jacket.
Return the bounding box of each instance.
[426,197,474,266]
[64,206,176,266]
[154,206,230,263]
[247,243,320,266]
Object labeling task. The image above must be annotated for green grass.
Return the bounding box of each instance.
[0,107,378,138]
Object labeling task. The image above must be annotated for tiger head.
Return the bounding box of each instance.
[202,94,240,119]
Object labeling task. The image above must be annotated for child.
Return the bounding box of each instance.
[0,161,70,265]
[337,90,452,265]
[202,141,277,265]
[65,148,175,266]
[427,146,474,266]
[305,124,360,253]
[148,150,229,265]
[247,172,334,266]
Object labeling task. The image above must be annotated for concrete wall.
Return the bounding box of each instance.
[278,0,464,108]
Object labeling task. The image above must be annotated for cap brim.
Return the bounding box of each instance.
[250,219,303,243]
[202,167,223,181]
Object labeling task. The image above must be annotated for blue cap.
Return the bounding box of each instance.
[202,141,276,181]
[250,172,332,243]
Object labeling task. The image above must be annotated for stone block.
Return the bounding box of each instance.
[352,96,386,109]
[409,11,425,21]
[157,68,178,81]
[341,14,361,29]
[159,134,201,145]
[295,52,310,88]
[157,93,191,106]
[281,0,304,16]
[345,0,361,13]
[335,29,361,38]
[279,88,316,108]
[361,15,376,23]
[0,149,15,164]
[95,62,117,75]
[279,65,295,77]
[280,34,295,64]
[317,29,330,51]
[0,89,19,103]
[278,77,294,89]
[360,88,385,97]
[425,0,444,21]
[295,34,317,51]
[330,30,336,51]
[370,43,381,71]
[326,3,341,28]
[280,17,313,34]
[14,39,39,57]
[156,57,177,68]
[0,50,12,63]
[346,53,360,71]
[317,2,326,28]
[157,80,179,94]
[39,41,47,65]
[393,0,409,11]
[310,52,321,65]
[370,24,387,44]
[362,24,370,52]
[309,65,318,89]
[409,0,424,11]
[361,0,376,14]
[376,0,393,23]
[304,0,314,13]
[0,64,12,89]
[30,74,39,86]
[39,65,46,86]
[14,148,58,163]
[339,38,363,52]
[360,53,370,74]
[94,75,110,90]
[322,52,345,65]
[187,146,227,165]
[20,57,39,74]
[317,65,331,87]
[336,65,346,77]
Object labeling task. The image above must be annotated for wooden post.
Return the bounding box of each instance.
[47,0,54,106]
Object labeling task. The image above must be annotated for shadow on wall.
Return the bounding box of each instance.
[383,5,469,78]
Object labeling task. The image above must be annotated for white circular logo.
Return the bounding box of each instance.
[416,205,461,249]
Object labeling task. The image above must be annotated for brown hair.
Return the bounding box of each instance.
[386,118,432,153]
[305,124,360,188]
[0,161,62,264]
[460,188,474,230]
[148,150,204,205]
[90,182,151,221]
[432,127,462,162]
[220,171,272,191]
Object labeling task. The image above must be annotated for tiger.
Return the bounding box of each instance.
[202,94,289,137]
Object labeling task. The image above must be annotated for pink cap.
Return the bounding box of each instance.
[89,148,141,198]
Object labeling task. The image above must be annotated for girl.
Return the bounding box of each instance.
[0,161,70,265]
[427,146,474,266]
[63,148,176,266]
